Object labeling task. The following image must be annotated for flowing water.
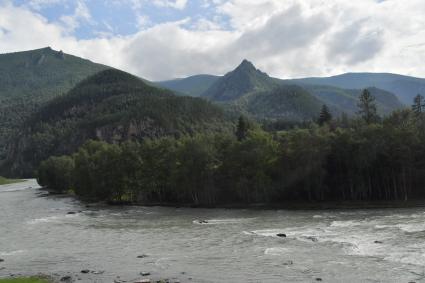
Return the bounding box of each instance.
[1,180,425,282]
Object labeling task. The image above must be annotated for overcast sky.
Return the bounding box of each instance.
[1,0,425,80]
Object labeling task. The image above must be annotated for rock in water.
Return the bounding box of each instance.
[81,269,90,274]
[60,275,72,282]
[276,233,287,238]
[140,272,151,276]
[0,259,4,262]
[374,240,383,244]
[137,254,148,258]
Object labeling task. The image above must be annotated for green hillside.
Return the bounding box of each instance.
[243,85,323,120]
[2,69,231,177]
[302,85,405,116]
[288,72,425,104]
[0,47,108,159]
[157,74,219,96]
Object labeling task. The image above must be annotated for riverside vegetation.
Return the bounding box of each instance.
[37,91,425,206]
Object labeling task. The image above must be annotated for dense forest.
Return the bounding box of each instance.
[2,69,231,177]
[37,91,425,205]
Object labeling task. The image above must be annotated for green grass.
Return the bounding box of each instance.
[0,277,50,283]
[0,176,25,185]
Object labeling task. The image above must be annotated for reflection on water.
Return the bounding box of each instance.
[1,180,425,282]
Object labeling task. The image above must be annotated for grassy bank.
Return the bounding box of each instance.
[0,278,51,283]
[0,176,25,185]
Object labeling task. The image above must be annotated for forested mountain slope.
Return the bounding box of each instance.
[2,69,231,177]
[0,47,109,159]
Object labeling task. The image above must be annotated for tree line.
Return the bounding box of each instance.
[37,90,425,205]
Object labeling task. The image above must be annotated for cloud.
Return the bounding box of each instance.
[1,0,425,80]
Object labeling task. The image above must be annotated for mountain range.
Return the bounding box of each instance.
[1,47,423,176]
[157,60,407,119]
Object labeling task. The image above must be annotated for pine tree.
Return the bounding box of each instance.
[236,116,249,141]
[358,89,379,124]
[318,104,332,125]
[412,94,425,115]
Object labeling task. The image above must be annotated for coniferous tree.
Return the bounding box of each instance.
[412,94,425,115]
[318,104,332,125]
[236,116,249,141]
[358,89,379,124]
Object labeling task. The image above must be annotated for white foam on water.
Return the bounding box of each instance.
[193,218,255,225]
[250,229,288,237]
[330,220,363,228]
[0,250,26,256]
[264,247,289,256]
[27,213,80,225]
[0,179,41,193]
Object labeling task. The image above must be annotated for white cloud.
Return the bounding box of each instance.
[1,0,425,81]
[59,0,92,33]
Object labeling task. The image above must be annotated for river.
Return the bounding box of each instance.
[1,180,425,282]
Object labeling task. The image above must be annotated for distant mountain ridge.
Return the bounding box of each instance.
[157,61,406,119]
[157,74,219,97]
[286,72,425,105]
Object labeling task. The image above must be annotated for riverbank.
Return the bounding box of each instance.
[0,277,51,283]
[0,177,25,185]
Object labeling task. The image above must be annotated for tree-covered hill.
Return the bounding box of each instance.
[0,47,109,159]
[159,60,405,120]
[156,74,219,97]
[2,69,231,177]
[302,85,405,116]
[288,72,425,104]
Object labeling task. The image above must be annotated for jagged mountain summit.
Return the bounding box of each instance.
[202,59,278,101]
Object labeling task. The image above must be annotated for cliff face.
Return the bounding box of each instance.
[2,69,231,177]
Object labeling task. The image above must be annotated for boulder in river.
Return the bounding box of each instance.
[140,272,151,276]
[137,254,149,258]
[60,275,72,282]
[276,233,287,238]
[67,212,76,215]
[81,269,90,274]
[0,258,4,262]
[306,236,318,242]
[316,278,322,281]
[374,240,383,244]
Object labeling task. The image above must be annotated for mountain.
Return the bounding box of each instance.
[302,85,405,116]
[202,59,278,101]
[288,73,425,104]
[2,69,231,177]
[157,74,219,97]
[0,47,109,159]
[242,85,323,120]
[160,60,404,119]
[196,60,322,120]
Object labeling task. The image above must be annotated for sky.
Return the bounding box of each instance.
[1,0,425,81]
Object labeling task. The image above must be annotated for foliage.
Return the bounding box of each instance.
[318,104,332,125]
[358,89,380,124]
[412,94,425,114]
[4,69,231,177]
[37,106,425,204]
[0,47,108,160]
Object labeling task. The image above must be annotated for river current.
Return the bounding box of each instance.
[1,180,425,282]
